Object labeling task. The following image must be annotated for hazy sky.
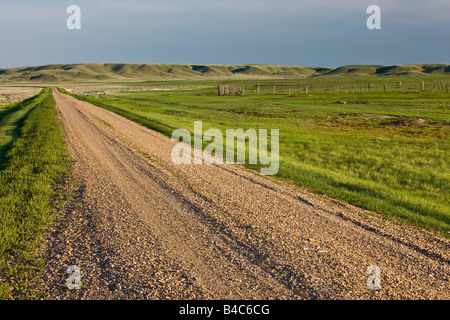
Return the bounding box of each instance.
[1,0,449,68]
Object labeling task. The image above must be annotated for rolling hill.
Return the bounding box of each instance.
[0,63,449,83]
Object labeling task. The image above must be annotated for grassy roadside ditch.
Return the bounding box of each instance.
[0,88,72,299]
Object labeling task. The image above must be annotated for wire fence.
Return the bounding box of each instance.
[219,81,450,96]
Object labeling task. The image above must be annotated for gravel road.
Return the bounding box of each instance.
[41,88,450,299]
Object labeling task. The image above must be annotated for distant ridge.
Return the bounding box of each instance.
[0,63,449,82]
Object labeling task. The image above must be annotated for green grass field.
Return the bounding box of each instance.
[60,78,450,237]
[0,88,72,299]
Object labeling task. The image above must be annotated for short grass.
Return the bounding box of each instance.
[59,80,450,237]
[0,88,72,299]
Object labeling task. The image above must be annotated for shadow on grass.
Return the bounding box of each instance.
[0,106,34,170]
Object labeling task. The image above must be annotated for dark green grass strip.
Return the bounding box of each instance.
[0,90,49,169]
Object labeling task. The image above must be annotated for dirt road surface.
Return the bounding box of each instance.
[41,88,450,299]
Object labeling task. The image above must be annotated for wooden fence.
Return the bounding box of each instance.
[218,85,245,96]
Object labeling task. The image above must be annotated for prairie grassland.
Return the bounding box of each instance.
[1,62,449,83]
[60,78,450,237]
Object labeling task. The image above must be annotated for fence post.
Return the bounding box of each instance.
[273,76,277,95]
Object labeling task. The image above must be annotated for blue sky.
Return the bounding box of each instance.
[0,0,449,68]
